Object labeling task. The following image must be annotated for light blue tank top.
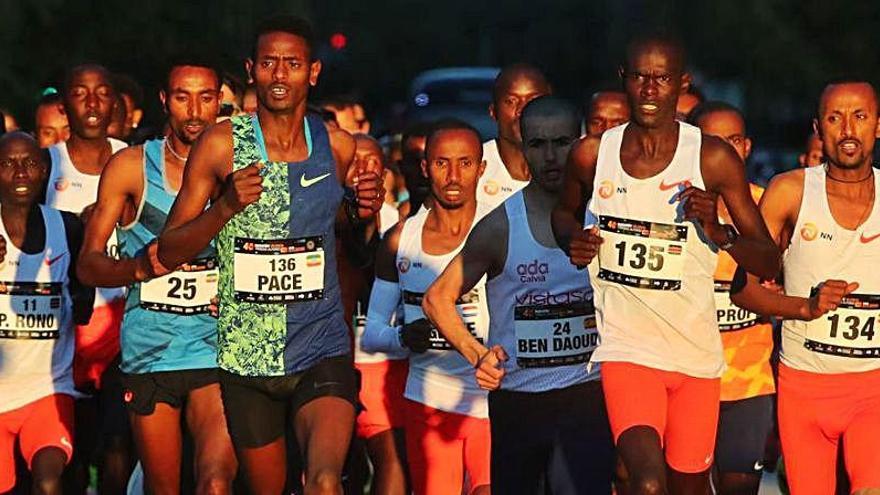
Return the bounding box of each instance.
[486,191,599,392]
[118,138,218,373]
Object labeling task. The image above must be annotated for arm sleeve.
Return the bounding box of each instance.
[62,211,96,325]
[362,278,406,353]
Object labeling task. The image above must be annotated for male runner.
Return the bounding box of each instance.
[690,101,775,495]
[35,93,71,148]
[425,97,614,494]
[349,133,408,495]
[478,64,551,210]
[586,90,630,137]
[553,35,779,494]
[0,132,93,495]
[798,132,823,168]
[362,121,492,495]
[77,59,237,494]
[157,15,384,494]
[731,80,880,495]
[676,85,703,120]
[397,122,431,215]
[49,63,132,495]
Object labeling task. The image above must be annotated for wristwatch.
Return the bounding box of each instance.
[717,224,739,251]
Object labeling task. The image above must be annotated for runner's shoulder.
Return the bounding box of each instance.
[568,135,601,172]
[381,219,405,256]
[700,133,742,167]
[766,168,806,197]
[762,168,806,219]
[326,124,356,167]
[101,145,144,189]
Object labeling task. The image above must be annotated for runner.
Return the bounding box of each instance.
[76,58,237,494]
[731,80,880,495]
[478,64,551,210]
[34,92,70,148]
[49,63,132,495]
[798,131,824,168]
[362,120,492,495]
[397,122,432,215]
[156,15,384,493]
[350,133,408,495]
[0,132,93,495]
[586,90,630,137]
[689,101,775,495]
[553,35,780,494]
[424,97,614,493]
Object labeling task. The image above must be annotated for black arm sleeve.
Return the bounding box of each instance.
[61,211,95,325]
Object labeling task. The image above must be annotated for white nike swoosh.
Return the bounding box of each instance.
[300,173,331,188]
[754,461,764,471]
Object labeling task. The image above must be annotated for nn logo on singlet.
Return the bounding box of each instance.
[397,257,422,273]
[598,180,625,199]
[483,179,514,197]
[800,222,832,242]
[516,260,549,283]
[53,178,81,192]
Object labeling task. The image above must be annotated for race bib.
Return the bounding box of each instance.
[140,258,218,314]
[804,293,880,358]
[714,280,761,331]
[514,301,598,368]
[598,215,688,291]
[402,290,483,350]
[233,237,325,304]
[0,282,63,339]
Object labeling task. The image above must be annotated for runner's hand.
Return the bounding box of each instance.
[0,235,6,264]
[475,345,508,391]
[353,170,385,219]
[568,227,602,267]
[400,318,432,353]
[134,242,173,281]
[678,186,724,243]
[209,296,219,319]
[220,162,263,215]
[803,280,859,320]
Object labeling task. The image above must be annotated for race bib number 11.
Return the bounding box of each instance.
[234,237,325,304]
[0,282,63,339]
[598,215,688,291]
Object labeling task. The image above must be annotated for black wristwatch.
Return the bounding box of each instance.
[717,224,739,251]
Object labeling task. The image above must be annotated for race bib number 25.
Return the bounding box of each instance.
[140,258,218,314]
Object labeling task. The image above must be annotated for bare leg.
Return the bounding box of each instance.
[186,383,238,495]
[130,404,182,495]
[294,397,355,495]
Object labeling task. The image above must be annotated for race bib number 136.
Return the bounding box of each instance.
[233,237,325,304]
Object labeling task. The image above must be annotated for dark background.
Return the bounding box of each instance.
[3,0,878,179]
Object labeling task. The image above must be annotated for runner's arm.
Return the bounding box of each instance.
[700,137,781,279]
[362,223,405,353]
[731,171,816,319]
[63,211,95,325]
[423,209,507,366]
[552,137,597,254]
[158,123,235,269]
[77,147,149,287]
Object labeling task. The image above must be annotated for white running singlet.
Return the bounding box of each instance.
[0,206,75,412]
[477,139,529,211]
[46,139,127,306]
[588,122,723,378]
[397,206,491,417]
[782,166,880,374]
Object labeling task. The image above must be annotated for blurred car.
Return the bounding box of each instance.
[405,67,500,141]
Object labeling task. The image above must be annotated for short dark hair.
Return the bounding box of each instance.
[424,119,483,158]
[37,92,64,109]
[402,121,434,147]
[520,95,582,137]
[623,30,687,73]
[113,73,144,109]
[687,100,744,127]
[62,63,114,96]
[162,55,222,94]
[252,14,316,61]
[817,77,879,115]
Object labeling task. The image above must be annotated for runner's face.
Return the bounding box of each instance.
[587,93,629,137]
[401,136,429,200]
[622,43,686,128]
[248,32,320,114]
[64,68,115,139]
[35,103,70,148]
[521,115,578,193]
[696,110,751,162]
[492,76,550,145]
[163,66,221,145]
[0,137,48,207]
[423,130,484,210]
[817,83,880,170]
[802,134,824,167]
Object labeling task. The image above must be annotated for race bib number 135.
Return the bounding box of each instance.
[598,215,688,291]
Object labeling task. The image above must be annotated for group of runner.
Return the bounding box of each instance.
[0,13,878,495]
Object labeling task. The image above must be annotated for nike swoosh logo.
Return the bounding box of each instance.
[659,179,692,191]
[45,253,67,266]
[860,232,880,243]
[753,461,764,471]
[300,173,331,188]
